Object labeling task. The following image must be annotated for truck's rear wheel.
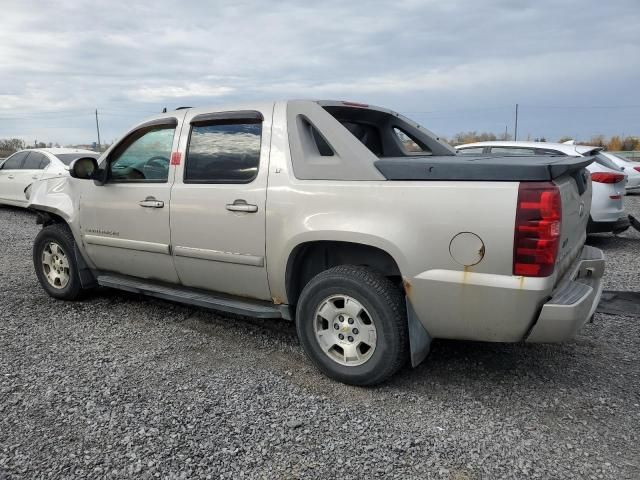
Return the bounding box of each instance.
[296,265,408,386]
[33,224,83,300]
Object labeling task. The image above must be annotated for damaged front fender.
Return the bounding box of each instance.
[27,176,78,225]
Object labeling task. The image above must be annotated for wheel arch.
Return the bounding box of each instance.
[32,208,68,228]
[285,240,403,308]
[31,208,97,289]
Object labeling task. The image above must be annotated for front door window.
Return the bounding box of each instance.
[109,127,175,182]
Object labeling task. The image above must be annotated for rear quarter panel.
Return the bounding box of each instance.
[267,102,548,341]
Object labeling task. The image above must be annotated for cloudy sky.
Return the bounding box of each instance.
[1,0,638,145]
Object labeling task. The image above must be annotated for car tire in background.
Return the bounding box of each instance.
[33,224,83,300]
[295,265,409,386]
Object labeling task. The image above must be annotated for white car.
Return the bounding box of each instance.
[599,151,640,192]
[456,141,629,234]
[0,148,100,207]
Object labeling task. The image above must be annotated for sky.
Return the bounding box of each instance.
[0,0,639,146]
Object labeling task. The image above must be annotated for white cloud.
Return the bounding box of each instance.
[0,0,638,143]
[129,84,235,101]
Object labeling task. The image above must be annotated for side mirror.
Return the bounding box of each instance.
[69,157,99,180]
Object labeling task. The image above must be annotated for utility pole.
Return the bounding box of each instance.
[504,125,508,140]
[95,109,102,151]
[514,103,519,141]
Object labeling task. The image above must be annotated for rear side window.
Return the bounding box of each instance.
[340,121,383,156]
[23,152,49,169]
[185,122,262,184]
[393,127,431,154]
[2,151,29,169]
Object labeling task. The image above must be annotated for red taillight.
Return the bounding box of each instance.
[513,182,562,277]
[591,172,625,184]
[634,166,640,173]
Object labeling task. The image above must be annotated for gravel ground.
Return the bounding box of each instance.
[1,197,639,480]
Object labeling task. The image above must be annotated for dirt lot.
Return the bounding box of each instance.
[1,198,639,479]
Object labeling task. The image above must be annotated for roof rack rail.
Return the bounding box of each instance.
[175,106,192,110]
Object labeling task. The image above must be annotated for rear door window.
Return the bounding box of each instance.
[23,152,49,169]
[185,122,262,184]
[2,151,29,170]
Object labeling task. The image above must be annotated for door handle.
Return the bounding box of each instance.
[32,175,39,180]
[226,199,258,213]
[139,196,164,208]
[7,175,14,179]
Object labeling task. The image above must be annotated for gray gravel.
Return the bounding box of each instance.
[1,197,639,480]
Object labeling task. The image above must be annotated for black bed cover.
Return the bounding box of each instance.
[375,155,593,182]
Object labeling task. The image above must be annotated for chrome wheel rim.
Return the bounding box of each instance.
[42,241,70,289]
[313,295,377,367]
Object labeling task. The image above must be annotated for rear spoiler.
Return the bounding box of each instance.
[375,155,594,182]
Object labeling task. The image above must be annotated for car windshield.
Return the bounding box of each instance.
[54,152,100,165]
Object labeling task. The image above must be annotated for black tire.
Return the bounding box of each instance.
[33,223,83,300]
[295,265,408,386]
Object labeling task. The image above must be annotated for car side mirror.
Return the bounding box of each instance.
[69,157,99,180]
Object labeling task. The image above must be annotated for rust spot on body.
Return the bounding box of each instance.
[272,296,283,305]
[518,276,525,289]
[462,265,471,283]
[403,279,412,297]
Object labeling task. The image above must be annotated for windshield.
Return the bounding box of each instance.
[54,152,100,165]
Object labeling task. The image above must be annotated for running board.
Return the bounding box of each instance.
[97,274,284,319]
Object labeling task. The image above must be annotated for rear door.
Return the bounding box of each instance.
[0,151,30,203]
[170,107,272,300]
[78,115,185,282]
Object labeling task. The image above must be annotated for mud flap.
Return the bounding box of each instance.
[74,245,98,289]
[406,298,432,367]
[629,214,640,233]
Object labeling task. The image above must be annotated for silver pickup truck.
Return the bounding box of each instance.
[27,100,605,385]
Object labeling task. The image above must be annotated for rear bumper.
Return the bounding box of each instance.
[526,245,605,343]
[587,216,630,234]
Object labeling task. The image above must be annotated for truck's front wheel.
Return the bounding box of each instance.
[33,224,83,300]
[296,265,408,386]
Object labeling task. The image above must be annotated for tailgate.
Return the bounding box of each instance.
[554,170,592,282]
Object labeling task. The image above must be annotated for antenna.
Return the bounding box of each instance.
[95,109,102,151]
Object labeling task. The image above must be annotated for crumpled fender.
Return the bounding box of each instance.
[27,176,97,287]
[27,176,77,225]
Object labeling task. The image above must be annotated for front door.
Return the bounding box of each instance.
[78,116,183,283]
[169,107,272,300]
